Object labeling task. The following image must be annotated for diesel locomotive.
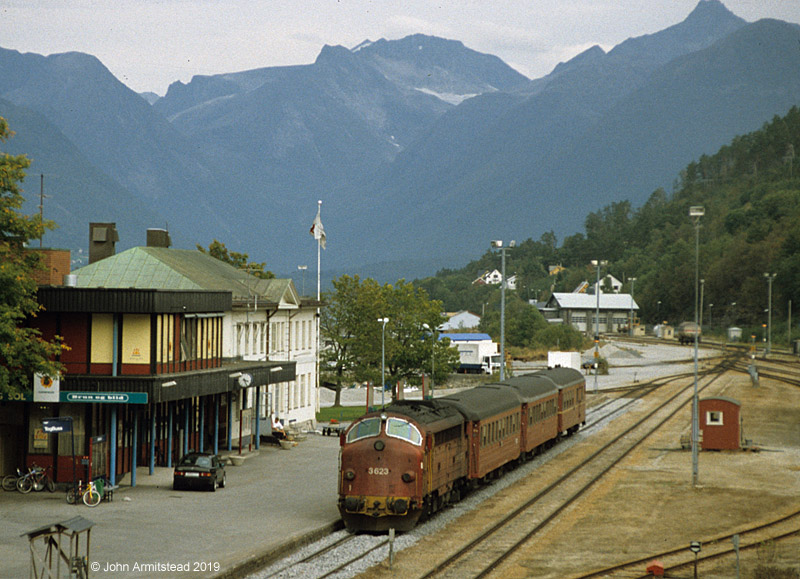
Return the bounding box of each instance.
[337,367,586,532]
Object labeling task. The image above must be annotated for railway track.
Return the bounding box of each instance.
[732,357,800,388]
[252,355,745,579]
[574,509,800,579]
[410,356,738,579]
[255,531,386,579]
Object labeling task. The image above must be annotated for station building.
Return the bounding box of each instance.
[1,227,321,487]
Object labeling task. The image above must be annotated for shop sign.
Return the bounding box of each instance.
[34,373,60,403]
[61,391,148,404]
[0,391,32,402]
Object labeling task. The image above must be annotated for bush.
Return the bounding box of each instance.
[531,324,586,351]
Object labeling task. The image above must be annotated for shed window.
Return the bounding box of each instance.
[706,411,723,426]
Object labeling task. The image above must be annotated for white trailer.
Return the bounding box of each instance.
[547,351,581,372]
[445,333,501,374]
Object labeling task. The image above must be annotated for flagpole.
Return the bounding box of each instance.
[317,199,322,301]
[315,200,322,415]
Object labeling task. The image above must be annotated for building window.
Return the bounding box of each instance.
[181,317,198,361]
[706,411,723,426]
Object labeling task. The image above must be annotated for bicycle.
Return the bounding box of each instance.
[16,464,50,494]
[31,465,56,493]
[2,468,22,492]
[66,478,105,507]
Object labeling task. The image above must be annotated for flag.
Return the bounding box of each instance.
[310,206,326,249]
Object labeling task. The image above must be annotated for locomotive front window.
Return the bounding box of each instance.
[345,418,382,443]
[385,418,422,446]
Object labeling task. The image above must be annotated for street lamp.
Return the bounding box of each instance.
[628,277,637,337]
[764,273,776,356]
[699,279,705,328]
[590,260,608,393]
[422,323,435,399]
[378,317,389,407]
[491,240,515,380]
[689,205,704,487]
[297,265,307,296]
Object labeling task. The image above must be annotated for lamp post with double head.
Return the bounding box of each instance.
[297,265,307,296]
[422,323,435,399]
[378,317,389,407]
[491,240,515,380]
[764,273,776,357]
[629,277,637,337]
[590,260,607,393]
[689,205,705,487]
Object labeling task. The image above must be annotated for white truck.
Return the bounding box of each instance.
[447,333,502,374]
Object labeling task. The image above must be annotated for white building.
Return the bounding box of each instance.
[473,269,517,290]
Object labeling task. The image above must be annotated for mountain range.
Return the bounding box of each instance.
[1,0,799,283]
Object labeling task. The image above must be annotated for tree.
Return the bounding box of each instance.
[320,275,459,407]
[319,275,384,406]
[196,239,275,278]
[0,118,64,395]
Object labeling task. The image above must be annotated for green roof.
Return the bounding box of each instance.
[72,247,298,305]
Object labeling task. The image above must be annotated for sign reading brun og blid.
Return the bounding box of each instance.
[59,392,149,404]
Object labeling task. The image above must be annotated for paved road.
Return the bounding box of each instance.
[1,434,342,579]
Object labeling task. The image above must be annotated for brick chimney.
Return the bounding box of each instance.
[29,248,71,285]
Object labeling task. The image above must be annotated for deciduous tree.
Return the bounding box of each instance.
[0,118,63,395]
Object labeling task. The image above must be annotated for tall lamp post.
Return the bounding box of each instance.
[764,273,776,356]
[378,317,389,407]
[690,205,704,487]
[590,260,607,393]
[699,279,705,328]
[628,277,637,337]
[491,240,515,380]
[297,265,307,296]
[422,324,435,399]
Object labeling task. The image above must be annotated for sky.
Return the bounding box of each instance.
[2,0,799,96]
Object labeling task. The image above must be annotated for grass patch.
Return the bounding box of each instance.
[317,405,370,423]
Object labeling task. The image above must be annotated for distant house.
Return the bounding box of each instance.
[440,311,481,331]
[540,292,639,335]
[592,274,623,294]
[472,269,517,289]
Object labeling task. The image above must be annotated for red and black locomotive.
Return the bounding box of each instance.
[337,367,586,532]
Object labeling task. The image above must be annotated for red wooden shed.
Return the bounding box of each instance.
[699,397,741,450]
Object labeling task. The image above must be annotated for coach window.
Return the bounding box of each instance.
[386,418,422,446]
[346,418,382,443]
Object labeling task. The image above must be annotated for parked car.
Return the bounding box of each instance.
[173,453,226,491]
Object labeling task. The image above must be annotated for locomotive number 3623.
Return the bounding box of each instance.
[368,467,389,475]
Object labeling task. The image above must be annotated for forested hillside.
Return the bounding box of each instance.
[417,106,800,346]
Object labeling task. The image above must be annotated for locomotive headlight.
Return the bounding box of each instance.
[401,472,416,483]
[344,469,356,480]
[373,440,385,451]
